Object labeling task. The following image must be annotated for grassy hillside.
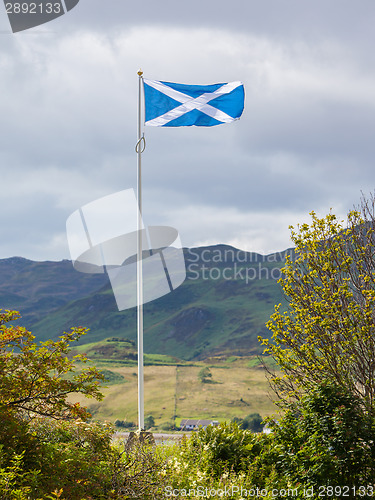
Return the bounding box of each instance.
[70,337,181,366]
[69,354,279,426]
[30,245,291,359]
[0,257,107,327]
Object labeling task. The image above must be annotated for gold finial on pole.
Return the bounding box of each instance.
[138,69,143,77]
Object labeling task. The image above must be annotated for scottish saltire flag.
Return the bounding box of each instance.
[143,79,245,127]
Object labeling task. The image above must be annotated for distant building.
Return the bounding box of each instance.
[263,421,277,434]
[179,419,219,431]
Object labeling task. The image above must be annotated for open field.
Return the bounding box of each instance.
[70,356,280,426]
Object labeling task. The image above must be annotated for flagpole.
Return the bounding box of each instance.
[136,69,145,431]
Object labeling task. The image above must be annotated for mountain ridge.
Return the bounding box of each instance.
[0,244,292,360]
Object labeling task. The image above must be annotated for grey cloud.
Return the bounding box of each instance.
[57,0,375,46]
[0,2,374,259]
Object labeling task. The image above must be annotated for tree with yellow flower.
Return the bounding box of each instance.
[0,309,104,420]
[261,194,375,414]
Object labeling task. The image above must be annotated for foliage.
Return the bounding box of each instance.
[0,309,171,498]
[112,438,167,499]
[261,198,375,412]
[144,414,155,430]
[198,367,212,383]
[0,309,124,498]
[158,421,177,431]
[27,418,115,499]
[0,407,41,471]
[162,423,298,499]
[268,382,375,491]
[233,413,264,432]
[1,407,372,499]
[114,419,136,429]
[99,369,125,385]
[0,309,104,420]
[0,451,40,500]
[106,337,135,345]
[0,415,168,499]
[180,421,261,477]
[161,385,375,497]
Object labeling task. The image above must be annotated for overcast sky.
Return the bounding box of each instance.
[1,0,375,261]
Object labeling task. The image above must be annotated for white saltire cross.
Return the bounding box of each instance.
[144,80,242,126]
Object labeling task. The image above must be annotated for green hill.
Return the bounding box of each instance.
[26,244,291,360]
[0,256,107,326]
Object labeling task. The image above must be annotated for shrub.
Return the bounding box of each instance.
[182,421,261,476]
[0,451,41,500]
[27,418,115,498]
[2,417,168,499]
[0,310,170,498]
[0,309,104,420]
[144,415,155,430]
[114,419,136,429]
[159,422,177,431]
[233,413,264,432]
[262,200,375,414]
[269,382,375,488]
[198,367,212,383]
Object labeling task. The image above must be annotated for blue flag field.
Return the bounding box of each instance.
[143,79,245,127]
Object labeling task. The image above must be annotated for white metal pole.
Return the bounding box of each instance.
[136,70,144,431]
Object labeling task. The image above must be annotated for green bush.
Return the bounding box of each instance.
[114,419,135,429]
[269,382,375,489]
[161,384,375,496]
[0,451,40,500]
[198,367,212,383]
[0,310,169,498]
[26,418,116,498]
[144,415,155,430]
[0,414,169,499]
[0,408,41,473]
[159,421,177,431]
[163,423,298,498]
[182,421,261,476]
[233,413,264,432]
